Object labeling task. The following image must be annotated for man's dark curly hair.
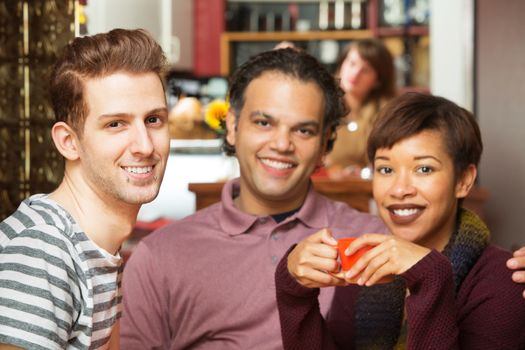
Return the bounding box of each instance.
[222,48,348,155]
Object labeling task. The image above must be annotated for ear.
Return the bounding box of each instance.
[315,153,326,170]
[316,130,331,168]
[51,122,80,161]
[455,164,477,199]
[225,110,237,147]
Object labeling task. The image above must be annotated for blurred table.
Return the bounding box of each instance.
[188,179,488,219]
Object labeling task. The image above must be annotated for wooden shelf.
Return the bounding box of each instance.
[222,30,373,42]
[220,30,373,75]
[398,86,431,94]
[376,25,429,37]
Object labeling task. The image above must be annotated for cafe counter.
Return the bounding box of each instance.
[188,178,488,219]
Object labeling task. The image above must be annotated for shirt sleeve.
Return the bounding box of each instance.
[401,249,460,349]
[275,246,338,350]
[402,247,525,349]
[455,246,525,349]
[120,240,171,349]
[0,231,75,349]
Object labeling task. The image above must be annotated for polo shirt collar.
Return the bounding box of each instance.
[219,178,260,236]
[293,183,331,229]
[219,178,331,235]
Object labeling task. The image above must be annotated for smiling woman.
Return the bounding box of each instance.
[276,92,525,349]
[372,130,471,251]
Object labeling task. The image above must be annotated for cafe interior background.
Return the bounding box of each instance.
[0,0,523,257]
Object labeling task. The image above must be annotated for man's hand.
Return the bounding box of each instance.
[287,229,347,288]
[507,246,525,299]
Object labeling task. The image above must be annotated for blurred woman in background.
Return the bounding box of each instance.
[326,39,396,179]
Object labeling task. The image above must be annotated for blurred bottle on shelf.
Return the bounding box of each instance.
[380,0,429,27]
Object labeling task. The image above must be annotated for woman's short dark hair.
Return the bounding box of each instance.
[367,92,483,179]
[223,48,348,155]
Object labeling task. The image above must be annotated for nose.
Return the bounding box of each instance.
[270,127,295,153]
[130,123,154,156]
[350,66,364,80]
[390,172,417,199]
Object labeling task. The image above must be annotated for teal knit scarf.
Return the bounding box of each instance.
[353,208,490,349]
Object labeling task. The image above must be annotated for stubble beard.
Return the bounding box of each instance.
[88,167,162,206]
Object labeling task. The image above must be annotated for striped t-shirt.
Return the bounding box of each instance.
[0,194,122,349]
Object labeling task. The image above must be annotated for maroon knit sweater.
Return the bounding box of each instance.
[276,245,525,349]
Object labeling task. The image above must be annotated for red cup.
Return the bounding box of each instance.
[337,237,372,271]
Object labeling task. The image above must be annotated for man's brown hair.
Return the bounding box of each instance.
[49,28,167,136]
[224,48,347,156]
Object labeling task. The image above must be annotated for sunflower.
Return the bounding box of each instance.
[205,99,229,133]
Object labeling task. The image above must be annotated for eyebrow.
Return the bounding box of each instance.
[249,110,321,129]
[249,110,272,120]
[414,155,442,164]
[374,155,443,164]
[98,107,168,120]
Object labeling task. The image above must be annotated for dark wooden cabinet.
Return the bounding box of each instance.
[212,0,429,90]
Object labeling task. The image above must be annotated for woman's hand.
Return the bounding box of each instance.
[287,229,347,288]
[344,234,431,286]
[507,246,525,299]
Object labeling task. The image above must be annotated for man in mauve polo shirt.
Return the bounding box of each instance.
[120,48,388,349]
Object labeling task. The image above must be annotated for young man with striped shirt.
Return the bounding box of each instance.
[0,28,170,349]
